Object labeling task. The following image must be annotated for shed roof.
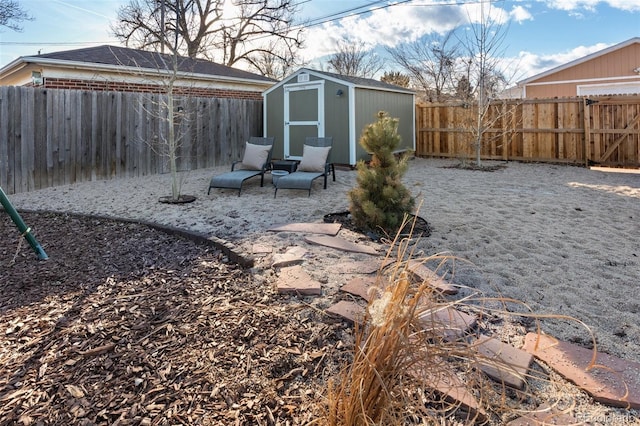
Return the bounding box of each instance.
[264,67,414,95]
[0,45,275,85]
[518,37,640,85]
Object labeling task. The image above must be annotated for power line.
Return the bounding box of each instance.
[295,0,412,31]
[300,0,389,27]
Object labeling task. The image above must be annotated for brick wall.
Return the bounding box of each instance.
[42,77,263,100]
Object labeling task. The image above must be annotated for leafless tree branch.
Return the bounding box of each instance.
[111,0,303,74]
[0,0,33,32]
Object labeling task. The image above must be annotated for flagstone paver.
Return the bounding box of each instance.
[474,336,533,389]
[333,260,381,274]
[276,265,322,295]
[326,300,365,323]
[406,260,458,295]
[268,222,342,235]
[417,366,489,423]
[419,306,477,341]
[506,403,578,425]
[523,333,640,409]
[304,235,379,255]
[271,246,308,268]
[340,276,378,302]
[252,243,272,254]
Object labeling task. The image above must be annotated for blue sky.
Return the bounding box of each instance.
[0,0,638,82]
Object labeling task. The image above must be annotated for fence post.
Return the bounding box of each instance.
[583,98,591,167]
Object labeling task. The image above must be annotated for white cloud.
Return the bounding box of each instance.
[512,42,611,81]
[540,0,640,12]
[297,0,635,75]
[300,1,468,63]
[510,5,533,23]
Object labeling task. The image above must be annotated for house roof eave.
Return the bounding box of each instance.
[21,57,273,87]
[0,57,30,80]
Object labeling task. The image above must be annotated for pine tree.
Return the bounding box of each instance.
[349,111,415,236]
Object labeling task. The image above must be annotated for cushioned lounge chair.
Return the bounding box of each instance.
[208,136,275,196]
[274,137,335,197]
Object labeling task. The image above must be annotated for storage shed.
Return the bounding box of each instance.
[263,68,415,166]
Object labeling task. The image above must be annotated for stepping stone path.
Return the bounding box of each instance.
[252,243,272,255]
[341,276,378,302]
[271,246,307,268]
[333,260,381,274]
[267,222,342,235]
[419,306,477,342]
[263,222,640,422]
[276,265,321,295]
[325,300,365,323]
[474,336,533,390]
[304,235,379,255]
[523,332,640,409]
[506,403,578,425]
[417,366,489,423]
[406,260,459,295]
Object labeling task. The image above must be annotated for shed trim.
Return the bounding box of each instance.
[263,67,414,96]
[349,85,357,165]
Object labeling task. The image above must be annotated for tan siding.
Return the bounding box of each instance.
[524,42,640,98]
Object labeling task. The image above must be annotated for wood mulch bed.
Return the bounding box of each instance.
[0,212,353,425]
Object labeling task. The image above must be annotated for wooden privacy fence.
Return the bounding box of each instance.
[0,86,263,194]
[415,96,640,168]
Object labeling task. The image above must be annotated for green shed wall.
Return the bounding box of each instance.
[265,79,286,160]
[265,71,414,166]
[354,89,414,162]
[322,80,350,165]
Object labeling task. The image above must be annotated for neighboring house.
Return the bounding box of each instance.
[264,68,415,166]
[511,37,640,99]
[0,45,275,100]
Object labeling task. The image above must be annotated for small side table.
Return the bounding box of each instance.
[271,170,289,186]
[272,160,298,173]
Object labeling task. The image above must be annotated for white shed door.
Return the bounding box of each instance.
[283,81,325,159]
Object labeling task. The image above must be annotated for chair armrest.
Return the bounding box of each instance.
[231,160,242,171]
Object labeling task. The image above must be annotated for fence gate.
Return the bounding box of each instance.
[584,96,640,167]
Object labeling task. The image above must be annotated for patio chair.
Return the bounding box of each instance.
[274,137,335,197]
[208,136,275,196]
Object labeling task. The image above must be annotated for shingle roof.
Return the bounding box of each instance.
[32,45,275,83]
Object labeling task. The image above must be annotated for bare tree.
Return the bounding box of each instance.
[327,40,383,78]
[387,31,460,102]
[380,71,410,88]
[459,0,510,166]
[0,0,32,31]
[247,39,306,80]
[112,0,303,74]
